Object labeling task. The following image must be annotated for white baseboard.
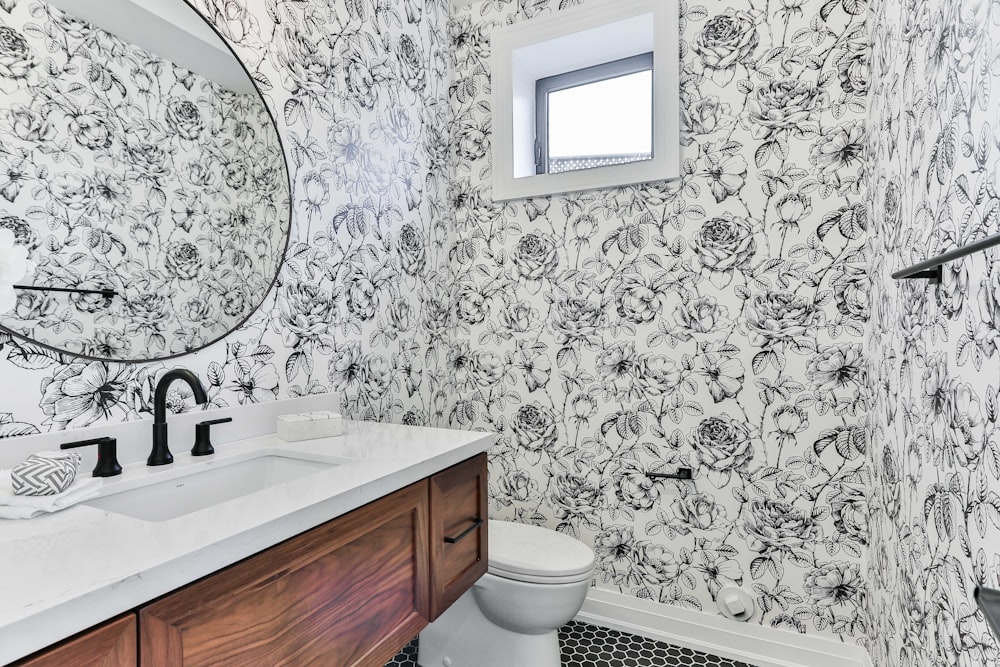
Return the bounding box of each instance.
[575,588,873,667]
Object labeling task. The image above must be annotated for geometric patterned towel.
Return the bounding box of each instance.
[11,452,80,496]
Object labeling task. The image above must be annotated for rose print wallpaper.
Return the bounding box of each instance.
[7,0,1000,661]
[0,0,452,433]
[447,0,870,643]
[866,0,1000,665]
[0,1,288,361]
[0,0,881,650]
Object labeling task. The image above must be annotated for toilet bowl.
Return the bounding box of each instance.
[418,520,595,667]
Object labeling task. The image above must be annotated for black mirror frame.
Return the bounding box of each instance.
[0,0,292,365]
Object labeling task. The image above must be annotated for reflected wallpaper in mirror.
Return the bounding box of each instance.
[0,0,290,361]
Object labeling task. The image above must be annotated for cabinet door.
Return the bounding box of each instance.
[427,453,488,620]
[12,614,136,667]
[139,482,429,667]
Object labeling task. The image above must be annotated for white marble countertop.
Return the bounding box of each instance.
[0,415,494,665]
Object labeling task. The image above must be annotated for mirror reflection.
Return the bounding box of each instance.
[0,0,290,361]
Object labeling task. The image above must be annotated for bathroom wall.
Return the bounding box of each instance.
[0,0,452,434]
[0,1,287,360]
[866,0,1000,665]
[447,0,870,640]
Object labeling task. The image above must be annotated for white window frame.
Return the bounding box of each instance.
[490,0,679,201]
[535,52,653,175]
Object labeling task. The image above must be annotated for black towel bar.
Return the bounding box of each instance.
[892,231,1000,281]
[14,284,116,298]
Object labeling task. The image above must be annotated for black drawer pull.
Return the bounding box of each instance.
[444,518,483,544]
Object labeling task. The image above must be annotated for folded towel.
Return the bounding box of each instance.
[0,470,102,519]
[11,450,80,496]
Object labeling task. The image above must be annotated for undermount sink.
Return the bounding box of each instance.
[84,453,343,522]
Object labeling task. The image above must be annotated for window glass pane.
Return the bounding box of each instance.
[548,70,652,173]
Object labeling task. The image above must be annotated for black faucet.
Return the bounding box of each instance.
[149,369,208,466]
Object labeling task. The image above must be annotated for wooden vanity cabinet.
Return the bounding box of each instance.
[139,481,429,667]
[8,454,488,667]
[428,453,488,620]
[11,614,136,667]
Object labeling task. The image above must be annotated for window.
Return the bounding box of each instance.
[490,0,678,201]
[535,53,653,175]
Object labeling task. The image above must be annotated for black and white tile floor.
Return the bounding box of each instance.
[384,620,754,667]
[385,636,419,666]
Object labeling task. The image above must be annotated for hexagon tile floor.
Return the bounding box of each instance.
[383,620,754,667]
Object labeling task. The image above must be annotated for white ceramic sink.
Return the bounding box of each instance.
[84,453,343,522]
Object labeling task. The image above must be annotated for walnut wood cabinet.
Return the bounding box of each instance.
[11,614,136,667]
[139,481,430,667]
[428,453,488,620]
[138,453,486,667]
[8,455,488,667]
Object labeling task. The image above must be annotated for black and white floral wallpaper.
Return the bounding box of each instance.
[447,0,870,642]
[5,0,1000,662]
[866,0,1000,664]
[0,0,289,361]
[0,0,451,435]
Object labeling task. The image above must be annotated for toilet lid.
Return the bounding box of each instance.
[488,520,595,580]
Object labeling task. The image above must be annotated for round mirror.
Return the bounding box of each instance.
[0,0,290,362]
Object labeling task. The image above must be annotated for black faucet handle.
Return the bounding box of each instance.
[60,436,122,478]
[192,417,232,457]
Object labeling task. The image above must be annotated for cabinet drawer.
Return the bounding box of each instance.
[139,482,429,667]
[428,453,488,620]
[12,614,136,667]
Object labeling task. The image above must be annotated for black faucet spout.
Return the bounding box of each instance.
[149,369,208,466]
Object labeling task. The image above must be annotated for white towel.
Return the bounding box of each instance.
[0,470,102,519]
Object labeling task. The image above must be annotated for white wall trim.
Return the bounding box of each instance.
[576,588,874,667]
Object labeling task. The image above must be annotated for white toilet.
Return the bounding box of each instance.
[418,519,595,667]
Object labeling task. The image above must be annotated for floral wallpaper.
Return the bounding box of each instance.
[0,1,289,361]
[0,0,881,649]
[14,0,999,661]
[0,0,452,434]
[866,0,1000,664]
[448,0,870,642]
